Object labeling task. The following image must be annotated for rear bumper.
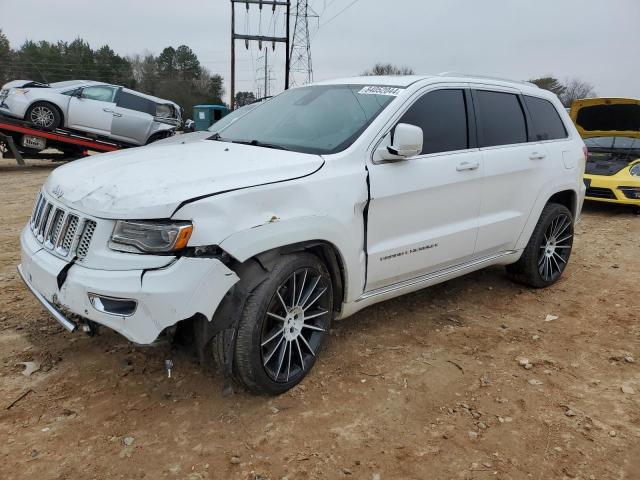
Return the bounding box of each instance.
[19,226,240,344]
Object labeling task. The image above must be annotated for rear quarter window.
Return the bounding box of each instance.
[474,90,527,147]
[117,92,155,115]
[155,103,176,118]
[524,95,568,141]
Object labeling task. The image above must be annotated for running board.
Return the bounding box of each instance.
[358,250,518,302]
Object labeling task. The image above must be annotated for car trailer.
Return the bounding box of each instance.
[0,115,125,165]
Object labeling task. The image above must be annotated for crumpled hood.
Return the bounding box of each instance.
[44,140,324,219]
[1,79,48,90]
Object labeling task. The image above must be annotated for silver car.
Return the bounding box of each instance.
[152,102,263,147]
[0,80,181,146]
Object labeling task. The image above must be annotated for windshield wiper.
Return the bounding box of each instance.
[232,139,289,151]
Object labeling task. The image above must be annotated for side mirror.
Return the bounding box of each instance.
[376,123,423,161]
[73,88,83,98]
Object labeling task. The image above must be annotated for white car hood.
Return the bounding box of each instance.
[152,131,213,146]
[44,141,324,219]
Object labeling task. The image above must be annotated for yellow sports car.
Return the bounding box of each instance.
[571,98,640,212]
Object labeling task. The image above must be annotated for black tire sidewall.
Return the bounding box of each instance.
[234,253,333,395]
[526,203,574,287]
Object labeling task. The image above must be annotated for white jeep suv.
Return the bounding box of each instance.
[18,74,586,394]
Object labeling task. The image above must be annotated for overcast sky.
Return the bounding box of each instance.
[3,0,640,102]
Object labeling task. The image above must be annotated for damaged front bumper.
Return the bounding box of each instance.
[19,226,239,344]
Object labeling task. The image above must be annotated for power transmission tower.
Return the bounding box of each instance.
[289,1,317,86]
[255,49,275,99]
[230,0,291,109]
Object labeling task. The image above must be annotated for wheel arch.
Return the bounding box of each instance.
[515,186,580,252]
[250,240,346,314]
[218,215,361,306]
[547,189,578,218]
[26,100,65,126]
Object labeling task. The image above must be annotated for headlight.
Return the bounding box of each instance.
[110,220,193,253]
[630,163,640,178]
[12,88,30,94]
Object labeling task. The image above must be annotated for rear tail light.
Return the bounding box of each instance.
[583,146,589,161]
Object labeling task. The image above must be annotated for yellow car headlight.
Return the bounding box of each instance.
[630,164,640,178]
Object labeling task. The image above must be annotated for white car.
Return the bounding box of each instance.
[0,80,181,146]
[18,74,586,394]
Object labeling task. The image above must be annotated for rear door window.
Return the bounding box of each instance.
[397,89,468,155]
[524,95,568,141]
[474,90,527,147]
[117,92,155,115]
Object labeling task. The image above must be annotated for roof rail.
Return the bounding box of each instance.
[437,72,539,88]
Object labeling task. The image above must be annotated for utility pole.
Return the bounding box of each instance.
[230,0,291,109]
[289,1,317,86]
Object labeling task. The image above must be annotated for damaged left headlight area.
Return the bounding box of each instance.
[109,220,193,254]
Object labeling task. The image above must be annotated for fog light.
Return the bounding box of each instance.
[618,187,640,200]
[88,293,137,317]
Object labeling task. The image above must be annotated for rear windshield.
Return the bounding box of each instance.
[217,84,398,155]
[576,104,640,132]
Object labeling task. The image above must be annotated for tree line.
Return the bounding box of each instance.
[0,29,225,120]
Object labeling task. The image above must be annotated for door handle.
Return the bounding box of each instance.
[529,152,546,161]
[456,161,480,172]
[112,112,123,117]
[103,108,114,113]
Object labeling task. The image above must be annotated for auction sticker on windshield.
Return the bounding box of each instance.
[358,86,403,96]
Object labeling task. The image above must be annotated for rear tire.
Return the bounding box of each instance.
[26,102,61,130]
[232,253,333,395]
[506,203,574,288]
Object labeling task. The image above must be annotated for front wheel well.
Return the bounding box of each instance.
[547,190,577,218]
[252,241,346,314]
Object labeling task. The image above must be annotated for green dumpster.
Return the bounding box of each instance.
[193,105,230,131]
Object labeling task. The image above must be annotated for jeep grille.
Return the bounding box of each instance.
[29,192,97,261]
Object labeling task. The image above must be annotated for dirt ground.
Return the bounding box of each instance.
[0,158,638,480]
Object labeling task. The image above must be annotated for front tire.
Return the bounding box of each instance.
[506,203,574,288]
[26,102,61,130]
[233,253,333,395]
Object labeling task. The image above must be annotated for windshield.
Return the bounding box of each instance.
[217,84,398,154]
[207,103,258,132]
[584,136,640,150]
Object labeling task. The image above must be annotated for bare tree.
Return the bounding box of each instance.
[560,77,596,107]
[362,63,415,76]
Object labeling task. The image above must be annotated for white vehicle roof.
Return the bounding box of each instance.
[47,79,178,107]
[49,80,100,89]
[312,73,543,95]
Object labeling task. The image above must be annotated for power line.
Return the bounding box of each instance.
[320,0,361,27]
